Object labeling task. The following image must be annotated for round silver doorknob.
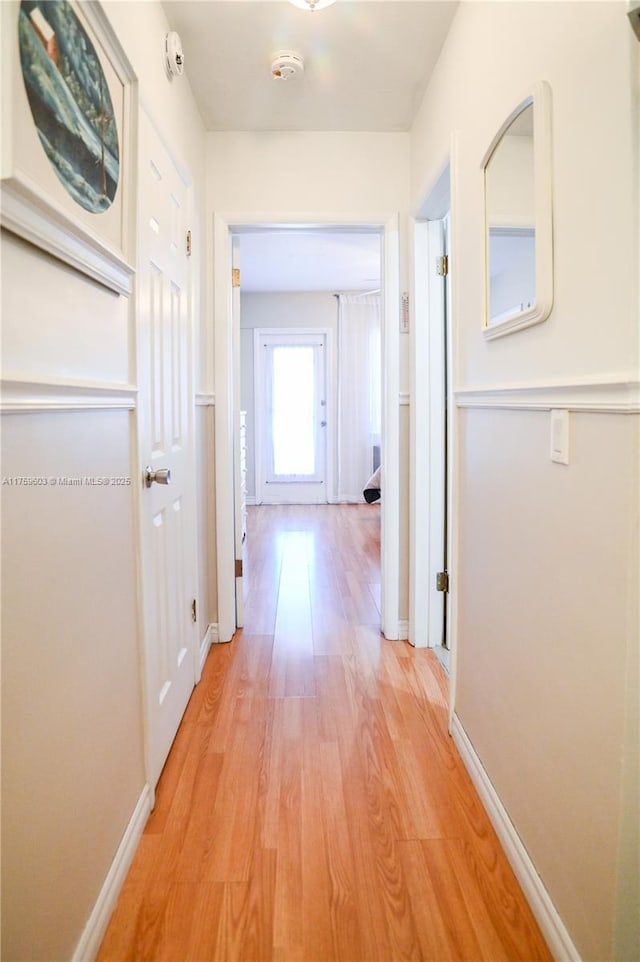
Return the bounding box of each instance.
[144,466,171,488]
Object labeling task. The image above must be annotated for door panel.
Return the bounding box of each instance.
[138,109,195,790]
[257,333,328,504]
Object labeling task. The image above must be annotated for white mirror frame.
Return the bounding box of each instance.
[481,81,553,339]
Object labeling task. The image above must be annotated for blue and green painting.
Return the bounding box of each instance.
[18,1,119,213]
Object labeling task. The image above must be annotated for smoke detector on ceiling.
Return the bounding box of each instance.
[165,31,184,78]
[271,51,304,81]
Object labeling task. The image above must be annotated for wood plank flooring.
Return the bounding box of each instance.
[98,504,552,962]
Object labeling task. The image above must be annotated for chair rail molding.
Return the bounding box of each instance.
[1,376,138,413]
[454,375,640,413]
[195,392,215,407]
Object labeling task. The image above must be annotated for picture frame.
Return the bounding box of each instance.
[1,0,137,296]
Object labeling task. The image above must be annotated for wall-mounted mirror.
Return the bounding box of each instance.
[482,81,553,338]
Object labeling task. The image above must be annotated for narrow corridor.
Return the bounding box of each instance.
[98,504,551,962]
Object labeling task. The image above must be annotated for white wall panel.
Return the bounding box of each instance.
[1,410,143,962]
[207,131,409,216]
[455,407,637,962]
[1,233,131,384]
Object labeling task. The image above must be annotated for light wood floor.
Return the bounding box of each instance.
[98,504,552,962]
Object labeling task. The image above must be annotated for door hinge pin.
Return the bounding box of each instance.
[232,268,240,288]
[436,571,449,593]
[235,559,243,578]
[436,254,449,276]
[191,598,197,623]
[186,230,192,257]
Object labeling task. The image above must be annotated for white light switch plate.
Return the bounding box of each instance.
[550,409,570,465]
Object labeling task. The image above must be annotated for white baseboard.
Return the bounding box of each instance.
[451,715,581,962]
[398,619,409,640]
[198,623,219,675]
[72,783,152,962]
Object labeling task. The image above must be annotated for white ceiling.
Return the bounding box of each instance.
[162,1,456,290]
[162,0,458,132]
[238,230,381,291]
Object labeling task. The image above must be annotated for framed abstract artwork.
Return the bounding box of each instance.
[1,0,137,295]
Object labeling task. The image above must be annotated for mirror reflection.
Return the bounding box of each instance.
[485,103,535,326]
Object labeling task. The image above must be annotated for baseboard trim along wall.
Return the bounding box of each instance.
[71,783,153,962]
[199,622,221,670]
[454,376,640,414]
[397,619,409,640]
[451,714,582,962]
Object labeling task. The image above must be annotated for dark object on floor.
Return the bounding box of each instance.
[363,466,381,503]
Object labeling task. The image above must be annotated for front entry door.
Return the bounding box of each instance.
[256,332,328,504]
[137,109,196,789]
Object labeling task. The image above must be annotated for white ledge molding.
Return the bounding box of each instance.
[1,178,135,297]
[195,392,216,407]
[455,376,640,414]
[1,376,138,413]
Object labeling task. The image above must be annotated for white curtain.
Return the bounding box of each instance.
[337,293,381,502]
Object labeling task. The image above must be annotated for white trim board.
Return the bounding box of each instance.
[198,623,220,678]
[71,784,152,962]
[455,377,640,413]
[195,392,215,407]
[451,715,582,962]
[1,376,137,413]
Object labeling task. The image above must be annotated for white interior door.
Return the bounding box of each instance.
[137,109,196,790]
[256,331,328,504]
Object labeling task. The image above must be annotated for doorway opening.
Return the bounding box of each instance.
[214,217,401,645]
[237,230,382,626]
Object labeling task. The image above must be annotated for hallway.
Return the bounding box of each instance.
[98,504,551,962]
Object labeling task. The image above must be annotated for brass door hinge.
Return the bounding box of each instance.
[232,268,240,288]
[186,230,192,257]
[436,571,449,593]
[235,558,243,578]
[191,598,197,623]
[436,254,449,276]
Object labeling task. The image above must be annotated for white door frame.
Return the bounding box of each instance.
[409,146,459,730]
[213,213,401,643]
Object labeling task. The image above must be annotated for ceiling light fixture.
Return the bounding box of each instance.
[288,0,337,12]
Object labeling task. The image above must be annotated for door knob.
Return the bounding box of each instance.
[144,466,171,488]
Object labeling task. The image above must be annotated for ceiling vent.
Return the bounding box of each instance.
[271,51,304,81]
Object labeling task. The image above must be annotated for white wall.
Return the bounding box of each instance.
[207,131,409,217]
[1,2,207,959]
[412,1,638,388]
[410,3,639,960]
